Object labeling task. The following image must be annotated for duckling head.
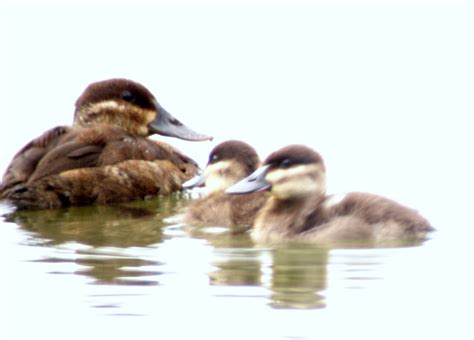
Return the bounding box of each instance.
[227,144,326,200]
[74,78,212,141]
[183,140,260,193]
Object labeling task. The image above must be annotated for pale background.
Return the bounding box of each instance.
[0,0,472,338]
[0,1,471,213]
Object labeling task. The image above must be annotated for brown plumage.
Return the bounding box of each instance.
[184,191,268,227]
[226,144,434,245]
[0,78,212,210]
[182,140,268,227]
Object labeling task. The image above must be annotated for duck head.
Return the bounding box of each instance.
[183,140,260,193]
[226,144,326,200]
[74,78,212,141]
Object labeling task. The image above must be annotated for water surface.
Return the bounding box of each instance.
[0,194,471,338]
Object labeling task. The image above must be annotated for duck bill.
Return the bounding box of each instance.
[150,101,213,141]
[226,165,271,194]
[182,173,205,189]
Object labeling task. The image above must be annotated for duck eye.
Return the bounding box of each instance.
[210,154,219,163]
[121,90,135,102]
[280,159,292,168]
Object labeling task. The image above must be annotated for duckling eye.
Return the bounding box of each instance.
[121,90,136,102]
[280,159,292,168]
[210,154,219,163]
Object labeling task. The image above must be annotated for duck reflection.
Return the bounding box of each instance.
[269,247,328,309]
[209,248,262,286]
[3,195,188,286]
[74,254,162,286]
[207,243,329,309]
[186,225,262,286]
[3,195,186,247]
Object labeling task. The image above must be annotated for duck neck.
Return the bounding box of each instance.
[261,192,327,236]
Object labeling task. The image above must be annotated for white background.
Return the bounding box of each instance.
[0,0,472,338]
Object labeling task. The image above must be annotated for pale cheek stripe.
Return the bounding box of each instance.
[267,164,322,184]
[266,164,325,197]
[204,161,233,177]
[91,100,124,111]
[204,161,240,192]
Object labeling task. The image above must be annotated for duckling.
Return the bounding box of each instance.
[0,78,212,210]
[226,144,433,245]
[182,140,268,227]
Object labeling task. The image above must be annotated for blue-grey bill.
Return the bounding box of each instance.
[226,165,271,194]
[150,101,213,141]
[182,173,205,189]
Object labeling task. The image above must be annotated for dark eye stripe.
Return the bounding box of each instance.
[280,159,292,168]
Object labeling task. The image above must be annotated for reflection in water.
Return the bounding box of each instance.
[2,195,190,286]
[209,246,328,309]
[4,195,187,247]
[1,194,432,314]
[76,255,162,286]
[209,248,262,286]
[192,220,429,310]
[269,247,328,309]
[33,253,162,286]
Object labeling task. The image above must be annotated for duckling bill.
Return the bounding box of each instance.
[182,140,268,227]
[227,144,434,245]
[0,78,212,210]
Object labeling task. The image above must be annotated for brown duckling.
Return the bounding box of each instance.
[226,144,433,245]
[0,78,212,210]
[182,140,268,227]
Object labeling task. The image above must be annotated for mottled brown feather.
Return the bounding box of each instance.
[5,133,197,209]
[9,159,192,210]
[1,126,198,209]
[1,126,70,191]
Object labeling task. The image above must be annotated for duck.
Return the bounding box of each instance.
[181,140,268,227]
[226,144,434,245]
[0,78,212,210]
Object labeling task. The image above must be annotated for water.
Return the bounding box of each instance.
[0,194,471,338]
[0,2,472,338]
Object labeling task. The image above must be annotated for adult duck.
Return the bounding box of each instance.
[0,78,212,209]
